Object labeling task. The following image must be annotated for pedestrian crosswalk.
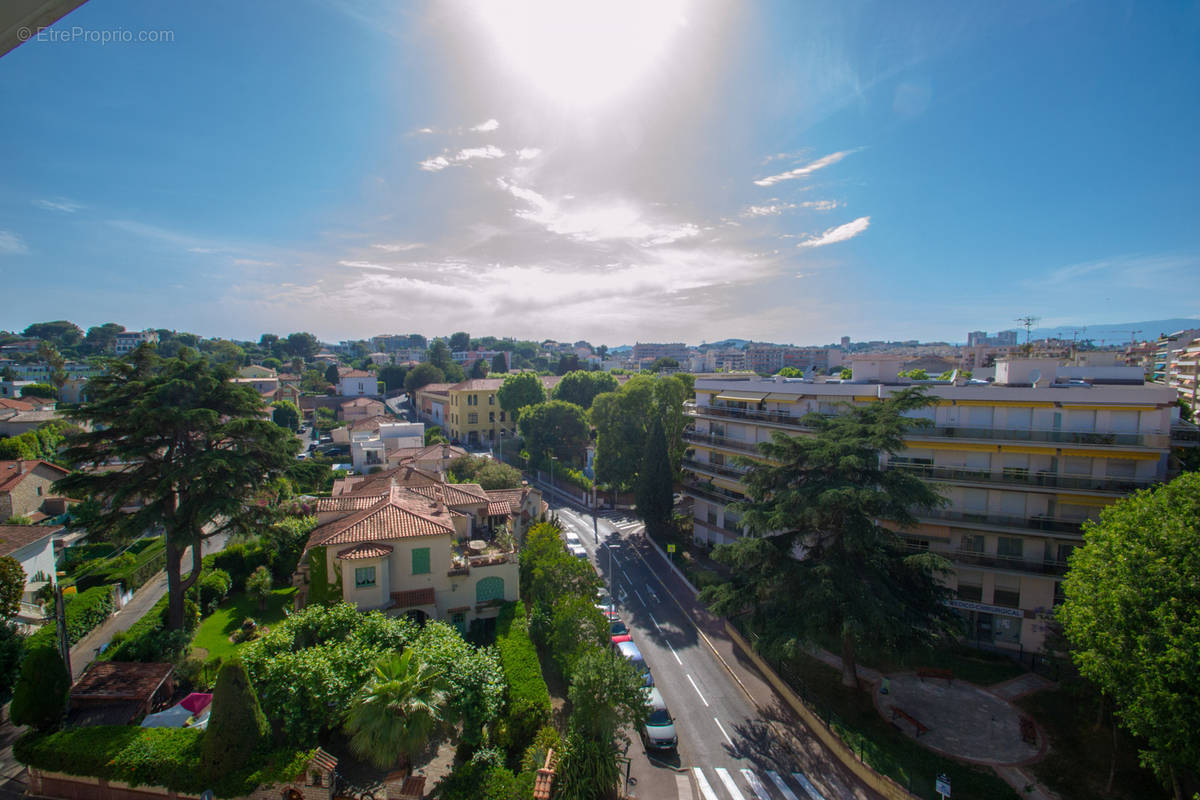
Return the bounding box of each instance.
[684,766,827,800]
[599,509,644,534]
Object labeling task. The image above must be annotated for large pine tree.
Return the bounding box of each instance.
[55,347,297,630]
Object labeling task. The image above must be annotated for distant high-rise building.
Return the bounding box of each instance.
[632,342,689,362]
[840,336,851,348]
[968,330,1019,348]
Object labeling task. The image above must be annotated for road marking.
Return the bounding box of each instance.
[692,768,720,800]
[714,768,746,800]
[740,769,771,800]
[791,771,825,800]
[687,673,709,707]
[675,773,695,800]
[634,589,646,606]
[667,641,682,665]
[646,584,660,603]
[714,717,734,746]
[766,771,799,800]
[648,612,663,633]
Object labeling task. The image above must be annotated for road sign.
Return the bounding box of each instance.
[667,544,676,553]
[936,773,951,798]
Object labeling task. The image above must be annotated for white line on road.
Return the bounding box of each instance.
[648,612,663,633]
[692,768,720,800]
[740,769,771,800]
[766,771,800,800]
[667,641,682,665]
[687,673,709,707]
[791,771,826,800]
[714,717,734,747]
[634,589,646,606]
[714,767,746,800]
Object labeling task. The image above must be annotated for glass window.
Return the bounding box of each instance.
[468,413,478,424]
[996,537,1023,559]
[476,576,504,603]
[489,412,495,423]
[993,588,1021,608]
[489,394,495,405]
[957,584,983,602]
[412,547,430,575]
[959,534,985,552]
[354,566,376,588]
[1105,459,1136,478]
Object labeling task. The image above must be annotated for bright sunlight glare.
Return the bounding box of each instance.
[474,0,688,109]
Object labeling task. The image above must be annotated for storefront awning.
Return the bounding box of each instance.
[714,392,769,403]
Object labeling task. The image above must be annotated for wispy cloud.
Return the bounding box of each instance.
[754,150,855,187]
[472,118,500,132]
[498,179,699,245]
[419,145,506,172]
[0,231,29,255]
[413,119,502,136]
[1039,253,1200,289]
[516,147,542,160]
[372,242,424,252]
[233,258,276,267]
[796,216,871,248]
[742,203,796,217]
[800,200,839,210]
[338,260,396,271]
[34,198,83,213]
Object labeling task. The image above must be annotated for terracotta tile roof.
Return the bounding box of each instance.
[310,749,338,772]
[391,587,435,608]
[341,369,373,378]
[307,488,455,550]
[0,460,70,495]
[486,488,529,511]
[0,398,34,411]
[336,542,394,560]
[0,524,58,557]
[314,495,381,512]
[341,397,384,409]
[449,378,504,391]
[416,383,453,396]
[410,482,489,507]
[487,500,514,517]
[1,410,60,425]
[348,414,395,432]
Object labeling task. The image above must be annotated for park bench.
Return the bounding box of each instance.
[890,706,930,737]
[1020,715,1037,745]
[916,667,954,684]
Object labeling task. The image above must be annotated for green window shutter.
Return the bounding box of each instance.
[476,576,504,603]
[412,547,431,575]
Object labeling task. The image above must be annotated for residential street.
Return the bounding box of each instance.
[551,498,881,800]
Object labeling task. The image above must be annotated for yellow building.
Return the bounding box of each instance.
[416,376,562,447]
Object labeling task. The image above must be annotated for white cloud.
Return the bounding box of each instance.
[472,118,500,132]
[517,147,543,160]
[338,260,397,271]
[0,231,29,255]
[754,150,855,187]
[800,200,839,210]
[372,242,425,252]
[498,179,699,245]
[742,202,796,217]
[419,145,506,172]
[34,198,83,213]
[796,216,871,248]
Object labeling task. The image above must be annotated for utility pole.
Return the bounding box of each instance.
[54,583,71,677]
[1016,316,1041,356]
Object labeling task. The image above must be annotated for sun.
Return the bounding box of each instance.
[473,0,688,109]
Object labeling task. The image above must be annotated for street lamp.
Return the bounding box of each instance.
[548,454,558,500]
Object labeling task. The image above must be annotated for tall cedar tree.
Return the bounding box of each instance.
[200,659,268,778]
[635,416,673,536]
[54,347,297,630]
[699,387,956,686]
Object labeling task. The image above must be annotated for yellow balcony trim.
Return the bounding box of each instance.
[1059,448,1159,460]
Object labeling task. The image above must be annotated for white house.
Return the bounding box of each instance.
[350,421,426,473]
[339,370,379,397]
[0,524,59,627]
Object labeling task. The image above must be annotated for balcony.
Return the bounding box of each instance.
[686,402,814,429]
[888,462,1157,494]
[681,477,745,505]
[917,507,1083,535]
[681,457,750,481]
[899,542,1069,576]
[683,430,765,455]
[1171,424,1200,445]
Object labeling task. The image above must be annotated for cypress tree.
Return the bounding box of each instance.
[635,416,673,536]
[200,659,267,778]
[11,646,70,731]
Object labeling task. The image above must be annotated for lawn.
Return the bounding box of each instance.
[191,587,297,662]
[776,649,1020,800]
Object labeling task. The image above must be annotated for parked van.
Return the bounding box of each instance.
[615,640,653,686]
[642,688,677,750]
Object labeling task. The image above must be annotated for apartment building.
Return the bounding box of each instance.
[967,330,1019,347]
[682,358,1180,654]
[113,330,159,355]
[1165,335,1200,410]
[631,342,689,363]
[744,345,845,375]
[414,376,563,447]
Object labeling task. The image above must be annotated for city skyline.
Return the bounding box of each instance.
[1,1,1198,344]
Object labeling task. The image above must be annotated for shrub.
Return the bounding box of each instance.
[200,660,268,779]
[197,569,233,615]
[494,602,550,758]
[245,566,273,610]
[435,746,523,800]
[103,596,191,663]
[208,543,271,587]
[25,584,116,653]
[160,597,200,632]
[72,538,166,593]
[10,646,69,731]
[0,622,24,707]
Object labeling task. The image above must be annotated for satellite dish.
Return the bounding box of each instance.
[1029,368,1042,385]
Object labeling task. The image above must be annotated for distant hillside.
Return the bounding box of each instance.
[1032,318,1200,344]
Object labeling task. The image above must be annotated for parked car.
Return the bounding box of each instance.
[567,543,587,559]
[642,688,678,750]
[610,617,632,644]
[615,640,653,686]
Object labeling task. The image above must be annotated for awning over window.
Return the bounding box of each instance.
[714,392,769,403]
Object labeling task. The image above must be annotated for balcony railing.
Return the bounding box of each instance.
[680,478,745,505]
[899,542,1069,576]
[1172,425,1200,444]
[687,402,1153,447]
[888,462,1156,494]
[917,507,1083,535]
[683,430,764,454]
[681,457,750,480]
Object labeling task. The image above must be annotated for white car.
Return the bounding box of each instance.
[564,531,582,547]
[567,543,587,559]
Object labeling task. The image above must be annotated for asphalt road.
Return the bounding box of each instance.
[552,501,844,800]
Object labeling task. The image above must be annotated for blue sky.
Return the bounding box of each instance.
[1,0,1197,346]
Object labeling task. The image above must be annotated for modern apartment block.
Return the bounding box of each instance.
[112,330,159,355]
[743,345,845,375]
[967,330,1019,347]
[1165,335,1200,410]
[631,342,690,363]
[682,357,1182,654]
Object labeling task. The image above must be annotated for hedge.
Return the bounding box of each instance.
[102,595,193,663]
[25,585,116,653]
[13,726,315,798]
[495,602,550,757]
[205,543,271,588]
[73,538,166,593]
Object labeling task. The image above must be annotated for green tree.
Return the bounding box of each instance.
[490,353,508,374]
[54,349,298,630]
[271,400,300,431]
[555,354,582,375]
[428,340,454,372]
[10,645,69,731]
[839,367,853,379]
[424,425,448,445]
[519,523,600,608]
[199,338,245,367]
[448,331,471,351]
[0,557,25,620]
[323,363,340,386]
[592,375,687,490]
[497,373,546,418]
[409,620,504,751]
[518,401,589,465]
[553,370,617,410]
[405,363,446,393]
[549,594,608,678]
[776,366,803,377]
[245,565,273,611]
[19,383,56,400]
[1058,472,1200,797]
[378,364,408,394]
[474,461,523,490]
[37,342,67,398]
[469,358,489,379]
[645,356,679,373]
[700,388,955,687]
[83,323,125,355]
[344,650,447,771]
[200,659,268,778]
[22,321,82,350]
[285,332,321,359]
[300,368,329,394]
[635,417,673,536]
[0,623,24,706]
[899,368,929,380]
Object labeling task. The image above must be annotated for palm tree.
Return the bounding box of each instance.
[344,650,447,772]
